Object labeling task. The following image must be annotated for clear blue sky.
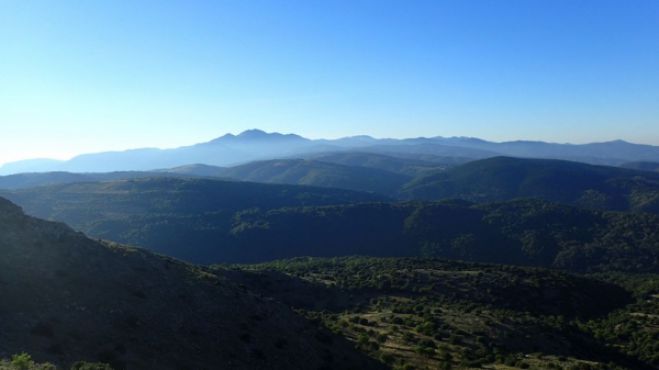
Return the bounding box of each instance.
[1,0,658,165]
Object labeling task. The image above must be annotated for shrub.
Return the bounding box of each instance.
[11,353,33,370]
[70,362,114,370]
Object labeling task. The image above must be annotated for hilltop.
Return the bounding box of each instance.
[402,156,659,213]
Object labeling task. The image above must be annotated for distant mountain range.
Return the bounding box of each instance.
[3,129,659,174]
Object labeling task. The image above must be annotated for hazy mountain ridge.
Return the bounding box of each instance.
[3,129,659,175]
[0,152,453,195]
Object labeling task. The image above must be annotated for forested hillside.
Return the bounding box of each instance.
[0,197,383,370]
[401,157,659,213]
[5,179,658,271]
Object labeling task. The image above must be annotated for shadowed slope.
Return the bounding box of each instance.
[0,197,384,370]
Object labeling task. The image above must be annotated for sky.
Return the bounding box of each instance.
[1,0,658,165]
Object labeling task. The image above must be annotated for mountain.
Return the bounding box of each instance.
[401,156,659,213]
[0,158,65,174]
[4,129,659,175]
[622,161,659,172]
[219,159,410,196]
[4,177,658,271]
[0,178,385,262]
[208,129,309,145]
[428,138,659,165]
[0,153,448,195]
[0,130,321,175]
[0,197,384,370]
[9,154,659,213]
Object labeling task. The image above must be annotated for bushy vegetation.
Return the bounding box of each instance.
[582,273,659,367]
[0,353,111,370]
[232,257,657,370]
[4,178,659,271]
[230,199,659,271]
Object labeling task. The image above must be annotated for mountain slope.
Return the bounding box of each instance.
[622,161,659,172]
[0,178,384,262]
[4,178,658,271]
[401,157,659,213]
[220,159,410,196]
[228,200,659,271]
[0,197,384,370]
[230,257,654,370]
[304,152,464,176]
[0,170,211,190]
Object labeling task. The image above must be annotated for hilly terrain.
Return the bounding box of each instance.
[228,257,658,370]
[226,200,659,271]
[402,157,659,213]
[5,155,659,216]
[0,152,447,195]
[218,159,410,196]
[0,197,384,370]
[622,161,659,172]
[3,195,657,370]
[0,178,385,262]
[4,178,658,272]
[302,152,462,176]
[0,170,218,190]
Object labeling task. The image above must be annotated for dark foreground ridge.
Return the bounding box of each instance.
[0,197,384,370]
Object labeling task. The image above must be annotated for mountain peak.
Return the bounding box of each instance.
[237,129,269,138]
[207,129,308,145]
